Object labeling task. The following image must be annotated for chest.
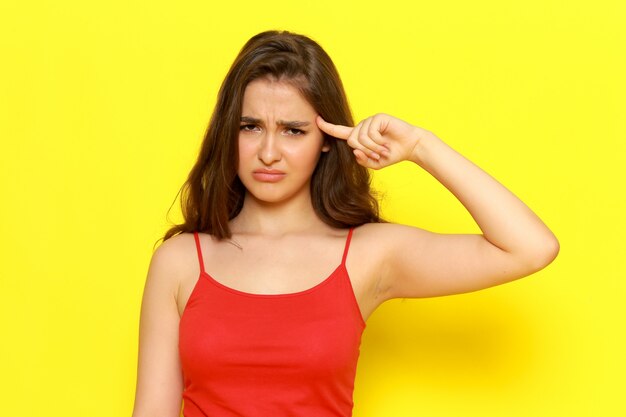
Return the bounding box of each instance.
[178,272,365,416]
[176,234,385,322]
[179,281,364,377]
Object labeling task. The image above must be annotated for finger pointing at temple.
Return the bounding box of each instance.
[316,115,353,140]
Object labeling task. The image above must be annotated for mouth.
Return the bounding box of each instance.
[252,169,286,183]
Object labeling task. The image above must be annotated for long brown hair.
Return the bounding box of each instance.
[159,30,381,245]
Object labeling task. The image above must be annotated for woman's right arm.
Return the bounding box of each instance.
[131,238,186,417]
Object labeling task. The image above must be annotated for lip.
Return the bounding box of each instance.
[252,169,286,183]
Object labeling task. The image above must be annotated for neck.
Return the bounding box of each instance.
[230,192,327,236]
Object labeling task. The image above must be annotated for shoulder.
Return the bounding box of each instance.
[353,222,430,247]
[146,232,199,292]
[343,222,434,306]
[151,232,197,268]
[349,222,430,270]
[350,222,434,275]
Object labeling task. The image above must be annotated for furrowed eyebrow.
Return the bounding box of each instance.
[240,116,310,128]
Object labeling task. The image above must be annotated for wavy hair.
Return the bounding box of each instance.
[159,30,381,245]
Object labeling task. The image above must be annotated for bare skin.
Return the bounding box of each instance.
[176,224,390,323]
[132,78,559,417]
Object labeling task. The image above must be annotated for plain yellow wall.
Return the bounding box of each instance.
[1,0,624,416]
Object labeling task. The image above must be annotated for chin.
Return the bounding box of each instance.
[242,182,310,206]
[246,190,296,205]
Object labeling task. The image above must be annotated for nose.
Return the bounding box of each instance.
[258,131,282,165]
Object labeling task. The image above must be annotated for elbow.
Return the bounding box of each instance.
[543,234,560,264]
[527,236,560,272]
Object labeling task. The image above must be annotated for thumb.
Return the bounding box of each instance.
[316,115,352,140]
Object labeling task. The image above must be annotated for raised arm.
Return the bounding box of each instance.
[131,238,186,417]
[317,113,559,299]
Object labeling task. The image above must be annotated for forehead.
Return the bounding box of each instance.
[241,77,316,118]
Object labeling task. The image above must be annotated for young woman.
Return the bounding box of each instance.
[131,30,559,417]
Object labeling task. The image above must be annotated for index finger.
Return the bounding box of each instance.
[316,115,352,140]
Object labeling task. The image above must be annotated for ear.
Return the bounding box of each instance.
[321,137,331,153]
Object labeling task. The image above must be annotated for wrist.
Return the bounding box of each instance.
[409,128,442,166]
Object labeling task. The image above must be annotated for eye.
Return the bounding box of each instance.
[286,128,305,136]
[240,124,259,132]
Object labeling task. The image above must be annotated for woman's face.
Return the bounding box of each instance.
[237,77,329,205]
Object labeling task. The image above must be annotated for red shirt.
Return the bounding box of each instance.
[179,229,366,416]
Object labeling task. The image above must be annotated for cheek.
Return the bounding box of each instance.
[237,139,257,163]
[284,136,325,162]
[284,145,322,167]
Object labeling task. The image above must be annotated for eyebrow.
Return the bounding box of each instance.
[240,116,311,128]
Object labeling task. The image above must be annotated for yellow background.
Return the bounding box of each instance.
[1,0,624,416]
